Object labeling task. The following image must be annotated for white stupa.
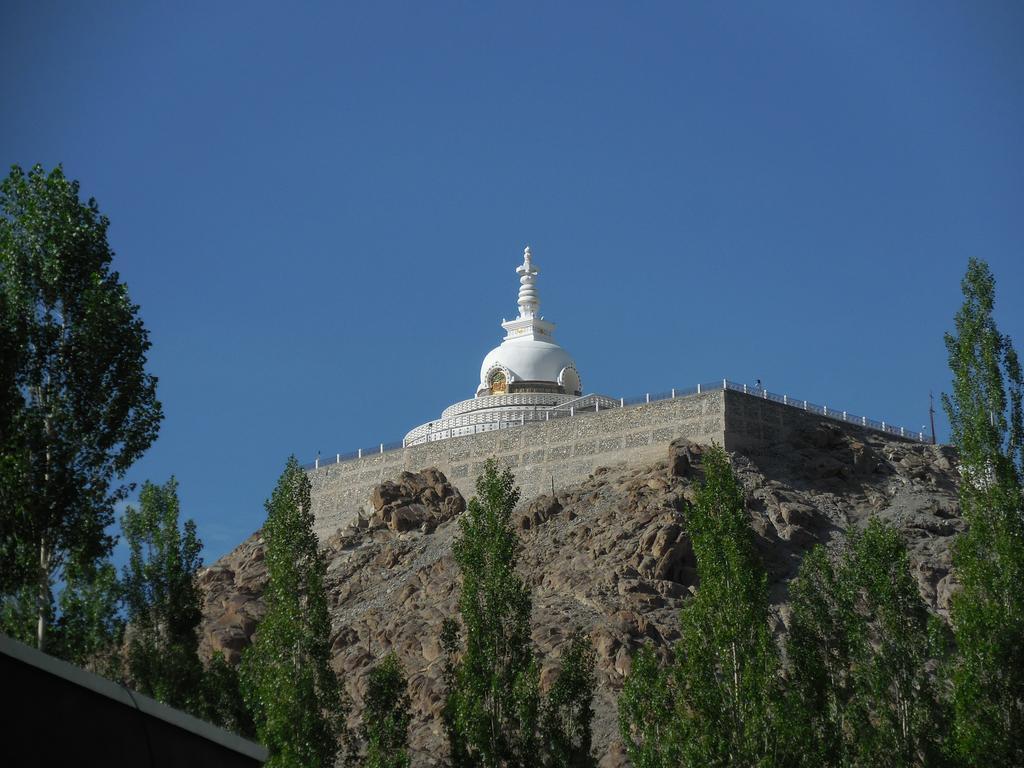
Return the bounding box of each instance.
[404,246,618,446]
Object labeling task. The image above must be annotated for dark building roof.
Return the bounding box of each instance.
[2,633,267,767]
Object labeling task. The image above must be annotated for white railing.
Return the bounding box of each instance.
[723,380,926,442]
[546,393,622,413]
[305,379,928,469]
[403,406,570,444]
[441,392,576,419]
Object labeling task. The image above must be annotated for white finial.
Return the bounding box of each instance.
[516,245,540,319]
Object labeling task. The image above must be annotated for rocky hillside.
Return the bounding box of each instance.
[198,420,962,766]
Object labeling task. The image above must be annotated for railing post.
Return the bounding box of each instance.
[697,383,701,394]
[358,448,362,458]
[646,393,650,403]
[803,400,808,410]
[824,405,828,416]
[671,388,675,398]
[783,394,788,405]
[570,407,574,417]
[546,411,550,421]
[862,416,866,426]
[763,388,768,399]
[882,421,886,431]
[315,456,319,469]
[842,411,847,421]
[620,397,624,407]
[743,383,748,394]
[900,427,905,437]
[595,400,600,412]
[723,378,727,389]
[336,453,340,463]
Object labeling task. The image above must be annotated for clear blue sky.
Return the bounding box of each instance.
[3,2,1022,563]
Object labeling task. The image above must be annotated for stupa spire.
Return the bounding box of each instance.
[501,244,555,342]
[516,245,540,319]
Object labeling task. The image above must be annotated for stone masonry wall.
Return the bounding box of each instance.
[308,390,726,540]
[719,388,916,454]
[308,388,923,541]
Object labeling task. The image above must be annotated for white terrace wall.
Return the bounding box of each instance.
[308,390,726,541]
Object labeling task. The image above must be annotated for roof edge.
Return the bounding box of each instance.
[0,633,268,762]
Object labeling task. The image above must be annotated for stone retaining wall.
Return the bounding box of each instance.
[309,390,726,540]
[308,388,916,540]
[720,388,902,453]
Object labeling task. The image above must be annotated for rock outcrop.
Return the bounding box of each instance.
[370,468,466,534]
[199,425,962,766]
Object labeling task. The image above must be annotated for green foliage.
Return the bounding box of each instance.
[943,258,1023,485]
[120,475,254,734]
[942,258,1024,766]
[361,653,412,768]
[540,630,597,768]
[202,651,256,739]
[0,553,123,676]
[0,163,162,651]
[442,458,596,768]
[121,477,204,712]
[442,458,537,767]
[240,456,349,768]
[618,645,678,768]
[52,557,124,675]
[620,446,783,767]
[786,519,948,767]
[0,583,38,645]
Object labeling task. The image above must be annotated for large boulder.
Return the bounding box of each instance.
[668,438,703,479]
[371,468,466,534]
[518,494,563,530]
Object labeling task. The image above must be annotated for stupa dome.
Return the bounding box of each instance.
[478,338,580,397]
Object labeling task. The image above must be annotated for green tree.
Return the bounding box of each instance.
[442,458,596,768]
[240,456,349,768]
[620,446,782,767]
[0,583,37,645]
[942,258,1024,766]
[0,163,162,652]
[121,477,204,713]
[203,651,256,738]
[540,630,597,768]
[786,520,948,768]
[52,556,124,676]
[361,653,412,768]
[618,645,682,768]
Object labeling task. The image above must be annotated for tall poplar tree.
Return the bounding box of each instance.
[442,458,596,768]
[786,520,948,767]
[619,446,782,767]
[121,477,205,713]
[122,476,253,734]
[0,164,162,651]
[942,258,1024,766]
[442,459,539,768]
[51,556,124,675]
[240,456,349,768]
[361,653,412,768]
